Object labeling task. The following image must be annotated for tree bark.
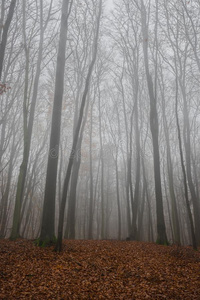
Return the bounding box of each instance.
[55,0,102,251]
[0,0,17,80]
[10,0,48,240]
[39,0,71,245]
[175,76,197,250]
[140,1,168,245]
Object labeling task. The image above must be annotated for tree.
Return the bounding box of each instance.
[175,74,197,250]
[39,0,72,245]
[55,0,103,251]
[0,0,17,80]
[88,102,95,239]
[140,0,168,245]
[10,0,53,240]
[159,68,181,244]
[64,1,99,239]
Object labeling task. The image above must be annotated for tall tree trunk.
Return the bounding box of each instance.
[0,0,17,80]
[180,80,200,245]
[160,78,181,244]
[55,0,102,251]
[98,88,105,240]
[119,71,131,235]
[141,153,154,242]
[141,1,168,244]
[10,1,29,239]
[39,0,72,245]
[175,76,197,250]
[115,159,121,240]
[140,1,168,245]
[65,141,81,239]
[0,131,16,237]
[88,104,94,239]
[127,109,134,239]
[65,98,89,239]
[163,168,174,243]
[130,94,140,240]
[137,179,145,241]
[10,0,47,240]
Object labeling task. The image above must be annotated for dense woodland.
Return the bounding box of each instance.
[0,0,200,251]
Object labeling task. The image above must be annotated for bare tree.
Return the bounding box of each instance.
[10,0,53,240]
[39,0,72,246]
[175,74,197,250]
[55,0,103,251]
[140,0,168,245]
[0,0,17,80]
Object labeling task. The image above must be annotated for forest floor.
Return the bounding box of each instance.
[0,239,200,299]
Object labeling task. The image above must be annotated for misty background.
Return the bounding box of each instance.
[0,0,200,250]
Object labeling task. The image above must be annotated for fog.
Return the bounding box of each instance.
[106,0,114,10]
[0,0,200,250]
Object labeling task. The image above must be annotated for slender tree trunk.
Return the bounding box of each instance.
[140,1,168,245]
[130,94,140,240]
[0,0,17,80]
[160,79,181,244]
[120,71,131,235]
[126,105,134,240]
[10,1,29,239]
[55,0,102,251]
[10,0,47,240]
[0,132,16,237]
[65,98,90,239]
[98,88,105,240]
[88,104,94,239]
[39,0,71,245]
[0,115,7,167]
[137,179,145,241]
[175,76,197,250]
[163,169,174,243]
[65,144,81,239]
[141,153,154,242]
[180,80,200,245]
[115,159,121,240]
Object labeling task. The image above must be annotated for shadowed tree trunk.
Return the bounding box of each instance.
[65,132,84,238]
[10,0,29,239]
[130,89,140,240]
[115,159,122,240]
[180,79,200,246]
[98,87,105,240]
[140,0,168,245]
[175,74,197,250]
[39,0,72,245]
[118,69,132,236]
[0,0,17,80]
[55,0,102,251]
[88,103,94,240]
[159,73,181,245]
[65,97,89,239]
[0,129,17,237]
[10,0,52,240]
